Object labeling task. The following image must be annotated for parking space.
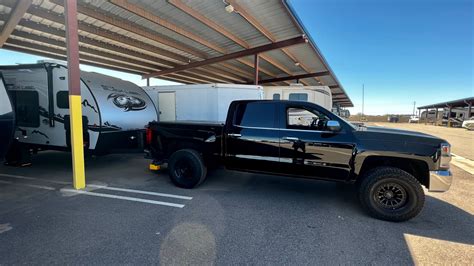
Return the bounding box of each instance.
[0,151,473,264]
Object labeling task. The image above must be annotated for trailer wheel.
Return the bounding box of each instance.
[168,149,207,189]
[358,167,425,222]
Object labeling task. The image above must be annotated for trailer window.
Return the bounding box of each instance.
[56,91,69,109]
[272,93,280,100]
[234,102,276,128]
[289,93,308,102]
[10,90,40,127]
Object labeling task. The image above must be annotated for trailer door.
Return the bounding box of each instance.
[158,92,176,121]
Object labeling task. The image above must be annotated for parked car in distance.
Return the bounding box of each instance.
[409,116,420,123]
[145,100,453,222]
[462,117,474,130]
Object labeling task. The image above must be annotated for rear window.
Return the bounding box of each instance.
[57,91,69,109]
[234,102,276,128]
[10,90,40,127]
[289,93,308,102]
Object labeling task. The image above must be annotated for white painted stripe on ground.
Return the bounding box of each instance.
[451,153,474,175]
[0,173,192,200]
[0,180,55,190]
[0,173,70,185]
[60,189,185,208]
[87,184,192,200]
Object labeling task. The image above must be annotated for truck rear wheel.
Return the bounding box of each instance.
[358,167,425,222]
[168,149,207,189]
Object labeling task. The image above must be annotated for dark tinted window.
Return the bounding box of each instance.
[234,102,275,128]
[289,93,308,102]
[272,93,280,100]
[10,90,39,127]
[57,91,69,109]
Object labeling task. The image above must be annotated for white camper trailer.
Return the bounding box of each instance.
[0,74,15,161]
[0,62,157,163]
[263,84,333,111]
[143,84,263,122]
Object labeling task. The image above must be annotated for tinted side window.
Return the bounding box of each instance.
[234,102,275,128]
[287,107,329,130]
[57,91,69,109]
[289,93,308,102]
[272,93,280,100]
[10,90,40,127]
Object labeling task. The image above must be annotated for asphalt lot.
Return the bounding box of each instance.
[0,150,473,264]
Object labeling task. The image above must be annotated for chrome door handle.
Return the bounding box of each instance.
[282,137,299,141]
[228,133,241,137]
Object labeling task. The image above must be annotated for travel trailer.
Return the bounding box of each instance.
[0,62,157,164]
[421,107,474,125]
[263,84,332,111]
[143,84,263,122]
[0,74,15,161]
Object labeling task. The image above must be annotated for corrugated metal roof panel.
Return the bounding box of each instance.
[0,0,352,106]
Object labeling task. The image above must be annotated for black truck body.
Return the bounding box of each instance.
[145,100,453,221]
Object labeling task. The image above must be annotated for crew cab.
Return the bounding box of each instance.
[145,100,453,222]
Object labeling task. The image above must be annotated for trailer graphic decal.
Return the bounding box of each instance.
[82,99,98,113]
[107,93,146,111]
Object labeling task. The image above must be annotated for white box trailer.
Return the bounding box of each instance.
[263,84,333,111]
[0,62,158,163]
[143,84,264,122]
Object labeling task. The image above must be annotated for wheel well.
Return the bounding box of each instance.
[165,139,202,157]
[359,156,429,187]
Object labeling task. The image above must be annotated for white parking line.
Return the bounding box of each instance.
[451,153,474,175]
[0,173,192,199]
[60,188,185,208]
[0,173,70,185]
[0,180,55,190]
[87,184,192,200]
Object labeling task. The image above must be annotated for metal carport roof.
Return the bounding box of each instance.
[418,97,474,109]
[0,0,353,107]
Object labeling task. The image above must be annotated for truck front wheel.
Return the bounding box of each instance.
[168,149,207,189]
[358,167,425,222]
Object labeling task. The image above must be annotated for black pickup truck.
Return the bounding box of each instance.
[145,100,452,221]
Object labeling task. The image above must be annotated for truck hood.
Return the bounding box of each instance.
[355,126,446,145]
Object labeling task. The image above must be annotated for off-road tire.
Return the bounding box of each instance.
[168,149,207,189]
[358,167,425,222]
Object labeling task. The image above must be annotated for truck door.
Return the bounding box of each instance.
[225,101,281,173]
[278,103,354,181]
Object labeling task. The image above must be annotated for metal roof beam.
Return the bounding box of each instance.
[3,43,149,75]
[168,0,295,84]
[112,0,289,84]
[49,0,207,59]
[27,6,189,63]
[255,71,330,84]
[0,0,32,47]
[143,35,308,79]
[226,0,318,86]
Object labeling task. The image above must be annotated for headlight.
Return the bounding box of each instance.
[439,143,451,169]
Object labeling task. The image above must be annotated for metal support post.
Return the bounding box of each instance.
[65,0,85,189]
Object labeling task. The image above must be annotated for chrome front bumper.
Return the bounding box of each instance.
[428,170,453,192]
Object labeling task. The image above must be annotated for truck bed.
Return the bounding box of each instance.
[147,120,224,162]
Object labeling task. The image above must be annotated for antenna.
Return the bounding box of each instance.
[362,84,365,116]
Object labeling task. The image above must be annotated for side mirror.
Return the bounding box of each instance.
[326,120,341,132]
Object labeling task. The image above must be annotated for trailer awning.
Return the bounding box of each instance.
[0,0,353,107]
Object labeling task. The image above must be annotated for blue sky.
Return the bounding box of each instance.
[0,0,472,115]
[290,0,473,114]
